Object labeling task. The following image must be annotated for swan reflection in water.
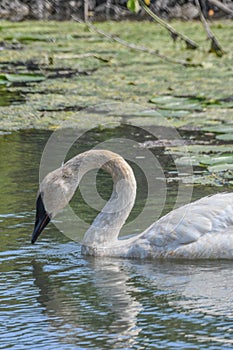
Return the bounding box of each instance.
[32,254,142,349]
[32,251,233,349]
[32,150,233,259]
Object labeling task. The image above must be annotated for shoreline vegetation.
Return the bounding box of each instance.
[0,0,233,22]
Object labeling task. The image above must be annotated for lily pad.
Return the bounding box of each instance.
[175,155,210,167]
[132,110,161,118]
[5,73,46,83]
[150,96,182,105]
[208,163,233,173]
[216,133,233,141]
[156,109,190,118]
[181,172,233,186]
[202,124,233,134]
[206,101,233,108]
[0,74,8,84]
[150,96,202,111]
[200,155,233,166]
[0,73,46,84]
[175,154,233,168]
[166,145,233,156]
[160,102,201,111]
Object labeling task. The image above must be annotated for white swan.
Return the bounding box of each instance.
[32,149,233,259]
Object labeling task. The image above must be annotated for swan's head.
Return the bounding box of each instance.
[31,166,76,244]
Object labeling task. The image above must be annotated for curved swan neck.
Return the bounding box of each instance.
[65,150,137,247]
[66,150,134,182]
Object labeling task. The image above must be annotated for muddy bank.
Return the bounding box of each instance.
[0,0,233,21]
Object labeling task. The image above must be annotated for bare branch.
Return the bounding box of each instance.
[84,0,89,22]
[139,0,199,50]
[195,0,225,56]
[78,19,201,67]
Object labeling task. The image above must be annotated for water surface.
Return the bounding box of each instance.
[0,129,233,349]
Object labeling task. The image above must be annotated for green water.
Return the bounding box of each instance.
[0,129,232,349]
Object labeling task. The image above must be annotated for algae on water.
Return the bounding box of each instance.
[0,20,232,185]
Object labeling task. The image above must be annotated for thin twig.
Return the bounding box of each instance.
[139,0,199,50]
[106,0,112,20]
[55,52,111,62]
[195,0,225,56]
[84,0,89,22]
[76,19,201,67]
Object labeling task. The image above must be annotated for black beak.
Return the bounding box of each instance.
[31,193,51,244]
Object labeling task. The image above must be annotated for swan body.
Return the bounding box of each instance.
[32,150,233,259]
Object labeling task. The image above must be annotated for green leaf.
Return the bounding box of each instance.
[157,109,190,118]
[175,155,207,167]
[127,0,140,13]
[208,163,233,173]
[5,73,46,83]
[133,110,161,118]
[200,155,233,166]
[150,96,202,111]
[216,133,233,141]
[0,74,8,85]
[202,124,233,134]
[165,145,233,156]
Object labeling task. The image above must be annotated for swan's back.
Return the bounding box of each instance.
[134,193,233,259]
